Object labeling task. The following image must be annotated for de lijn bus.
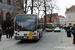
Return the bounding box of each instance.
[14,14,43,40]
[45,23,54,31]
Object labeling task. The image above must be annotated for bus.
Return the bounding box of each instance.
[14,14,43,40]
[45,23,54,31]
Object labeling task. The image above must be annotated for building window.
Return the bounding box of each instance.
[68,13,71,16]
[7,0,11,5]
[73,13,75,15]
[0,0,2,4]
[66,14,67,17]
[69,16,71,21]
[66,14,68,21]
[74,16,75,21]
[6,12,11,20]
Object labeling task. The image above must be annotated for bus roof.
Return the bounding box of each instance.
[46,23,53,24]
[39,23,44,25]
[16,14,37,16]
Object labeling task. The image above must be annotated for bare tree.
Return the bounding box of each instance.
[24,0,27,14]
[46,0,59,22]
[22,0,59,20]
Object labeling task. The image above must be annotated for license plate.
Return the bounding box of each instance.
[24,37,27,38]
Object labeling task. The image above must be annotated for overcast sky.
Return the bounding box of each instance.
[57,0,75,17]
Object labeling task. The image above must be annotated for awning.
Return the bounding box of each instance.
[0,4,21,11]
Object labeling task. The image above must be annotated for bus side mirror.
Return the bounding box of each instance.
[37,25,39,29]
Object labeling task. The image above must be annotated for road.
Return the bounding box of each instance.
[0,29,75,50]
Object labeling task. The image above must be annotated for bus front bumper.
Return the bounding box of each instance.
[45,29,53,31]
[15,36,39,40]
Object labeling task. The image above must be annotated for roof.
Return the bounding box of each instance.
[46,23,53,24]
[16,14,37,16]
[47,13,58,16]
[58,15,65,18]
[44,13,58,18]
[66,5,75,13]
[0,4,21,11]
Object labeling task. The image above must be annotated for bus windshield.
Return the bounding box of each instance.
[45,24,52,28]
[15,15,37,31]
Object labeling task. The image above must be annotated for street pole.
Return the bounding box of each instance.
[50,9,52,23]
[31,0,33,14]
[44,0,46,28]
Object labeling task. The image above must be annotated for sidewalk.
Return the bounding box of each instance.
[1,35,15,41]
[54,29,75,50]
[0,35,17,50]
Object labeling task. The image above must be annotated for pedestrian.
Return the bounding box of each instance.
[66,26,71,37]
[64,26,67,32]
[9,27,12,39]
[71,24,75,44]
[5,27,9,38]
[11,26,14,36]
[0,26,3,41]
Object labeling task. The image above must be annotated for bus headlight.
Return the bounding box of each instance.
[15,33,17,35]
[34,33,36,35]
[15,33,19,35]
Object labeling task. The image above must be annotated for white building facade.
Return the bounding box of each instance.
[59,16,66,26]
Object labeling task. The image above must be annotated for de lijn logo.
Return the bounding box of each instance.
[54,46,74,49]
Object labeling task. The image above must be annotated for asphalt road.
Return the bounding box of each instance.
[0,29,74,50]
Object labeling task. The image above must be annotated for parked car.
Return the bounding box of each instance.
[54,27,61,32]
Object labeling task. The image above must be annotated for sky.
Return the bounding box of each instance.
[57,0,75,17]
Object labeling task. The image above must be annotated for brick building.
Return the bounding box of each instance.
[43,13,59,26]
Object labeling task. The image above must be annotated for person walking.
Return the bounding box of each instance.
[5,27,9,38]
[66,26,71,37]
[0,26,3,41]
[64,26,67,32]
[71,24,75,44]
[8,27,12,39]
[11,26,14,37]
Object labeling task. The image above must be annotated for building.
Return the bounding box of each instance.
[0,0,24,9]
[58,15,66,26]
[12,0,24,10]
[65,5,75,26]
[0,0,24,25]
[43,13,59,26]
